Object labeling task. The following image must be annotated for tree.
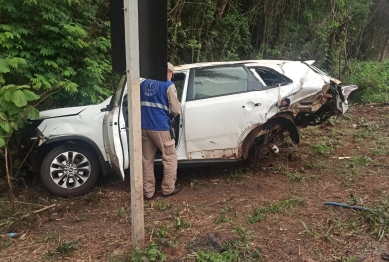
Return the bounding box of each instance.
[0,0,113,108]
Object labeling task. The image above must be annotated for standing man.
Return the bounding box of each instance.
[140,62,181,200]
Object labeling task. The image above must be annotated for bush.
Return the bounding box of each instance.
[344,60,389,104]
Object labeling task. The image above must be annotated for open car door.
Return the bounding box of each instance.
[102,76,126,180]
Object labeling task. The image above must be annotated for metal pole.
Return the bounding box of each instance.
[123,0,144,249]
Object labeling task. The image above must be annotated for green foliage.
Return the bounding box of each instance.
[168,0,378,77]
[0,84,40,147]
[311,143,332,155]
[345,60,389,104]
[350,155,371,166]
[130,242,167,262]
[193,250,239,262]
[227,168,246,184]
[115,206,125,216]
[43,239,80,260]
[175,216,190,231]
[214,204,236,225]
[277,165,306,182]
[155,201,173,211]
[0,0,112,107]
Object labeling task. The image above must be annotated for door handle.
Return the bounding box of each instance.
[242,102,261,109]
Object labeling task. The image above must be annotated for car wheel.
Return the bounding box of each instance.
[40,145,100,197]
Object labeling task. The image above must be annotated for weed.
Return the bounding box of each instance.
[222,204,232,214]
[301,220,318,238]
[130,242,167,262]
[214,216,235,225]
[227,168,245,183]
[155,201,172,211]
[234,226,253,241]
[191,178,199,187]
[343,114,352,120]
[215,205,235,225]
[155,226,167,238]
[175,217,190,230]
[0,200,19,226]
[248,198,306,224]
[311,143,331,155]
[116,206,126,216]
[341,256,359,262]
[193,250,238,262]
[304,196,389,244]
[361,207,389,241]
[43,239,80,260]
[350,155,370,166]
[277,165,306,182]
[355,126,376,139]
[192,238,263,262]
[372,148,384,155]
[285,171,306,182]
[43,233,56,243]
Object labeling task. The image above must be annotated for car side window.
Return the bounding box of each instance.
[172,72,186,102]
[254,67,293,87]
[189,66,249,101]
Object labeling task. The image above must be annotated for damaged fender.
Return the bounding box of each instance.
[241,113,301,160]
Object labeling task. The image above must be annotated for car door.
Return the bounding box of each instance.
[184,64,275,160]
[102,76,126,180]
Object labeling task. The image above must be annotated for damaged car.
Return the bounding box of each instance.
[27,60,357,196]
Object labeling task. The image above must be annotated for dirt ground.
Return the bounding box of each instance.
[1,104,389,261]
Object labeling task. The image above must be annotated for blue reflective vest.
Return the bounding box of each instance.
[140,79,173,131]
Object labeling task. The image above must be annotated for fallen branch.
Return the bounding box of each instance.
[0,204,56,227]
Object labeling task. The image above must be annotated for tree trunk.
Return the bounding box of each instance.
[215,0,229,25]
[379,30,389,62]
[5,146,14,206]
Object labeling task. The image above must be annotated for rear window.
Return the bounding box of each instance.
[254,67,293,87]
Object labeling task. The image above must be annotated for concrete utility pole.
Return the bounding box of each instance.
[123,0,144,249]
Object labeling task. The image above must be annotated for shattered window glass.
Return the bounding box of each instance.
[254,68,293,87]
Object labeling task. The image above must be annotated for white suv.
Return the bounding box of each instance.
[28,60,357,196]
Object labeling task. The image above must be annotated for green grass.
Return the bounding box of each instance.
[248,198,306,224]
[303,195,389,245]
[277,165,306,182]
[350,155,371,166]
[311,142,333,155]
[214,204,236,225]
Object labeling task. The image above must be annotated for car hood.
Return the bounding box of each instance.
[39,106,88,119]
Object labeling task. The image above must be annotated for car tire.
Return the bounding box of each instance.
[40,144,100,197]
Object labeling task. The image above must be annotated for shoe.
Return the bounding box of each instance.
[144,194,155,201]
[162,187,182,198]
